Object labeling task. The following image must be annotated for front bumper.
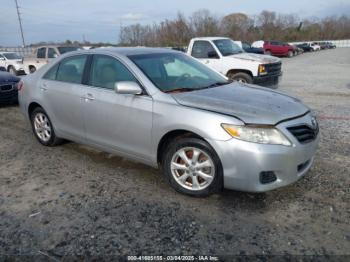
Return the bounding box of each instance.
[208,114,319,192]
[253,72,282,88]
[0,83,18,104]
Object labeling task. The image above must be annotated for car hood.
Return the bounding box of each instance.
[171,82,309,125]
[230,52,280,64]
[0,71,20,83]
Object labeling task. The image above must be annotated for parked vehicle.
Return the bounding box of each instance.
[296,43,313,52]
[0,52,25,75]
[187,37,282,87]
[325,42,336,49]
[251,41,295,57]
[23,45,80,74]
[310,43,321,51]
[317,42,328,50]
[18,48,319,197]
[234,41,264,54]
[0,70,20,104]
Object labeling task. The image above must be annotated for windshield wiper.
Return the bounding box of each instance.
[199,81,232,90]
[164,87,196,93]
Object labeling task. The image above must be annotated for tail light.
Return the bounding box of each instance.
[17,80,24,91]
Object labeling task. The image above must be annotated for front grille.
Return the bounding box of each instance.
[0,84,13,92]
[265,62,282,75]
[287,125,318,144]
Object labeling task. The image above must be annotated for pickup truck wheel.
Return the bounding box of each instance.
[29,66,36,74]
[30,107,63,146]
[287,51,293,58]
[8,66,17,75]
[162,137,223,197]
[228,72,253,84]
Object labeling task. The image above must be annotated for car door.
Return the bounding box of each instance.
[190,41,223,73]
[82,54,153,161]
[35,47,47,67]
[39,55,88,141]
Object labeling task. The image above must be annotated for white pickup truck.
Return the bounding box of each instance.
[187,37,282,87]
[23,45,80,74]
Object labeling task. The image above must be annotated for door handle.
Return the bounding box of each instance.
[84,93,95,101]
[40,83,48,91]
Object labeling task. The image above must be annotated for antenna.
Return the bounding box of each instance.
[14,0,25,47]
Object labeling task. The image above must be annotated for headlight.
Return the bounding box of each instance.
[258,64,267,75]
[222,124,292,146]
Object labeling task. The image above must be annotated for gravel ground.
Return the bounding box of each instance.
[0,48,349,260]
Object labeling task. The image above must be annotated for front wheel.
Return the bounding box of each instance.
[30,107,63,146]
[8,66,17,75]
[227,72,253,84]
[162,137,223,197]
[287,51,294,58]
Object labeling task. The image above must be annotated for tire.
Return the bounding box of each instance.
[287,51,293,58]
[265,50,272,56]
[30,107,63,146]
[8,66,17,75]
[227,72,253,84]
[29,66,36,74]
[162,137,223,197]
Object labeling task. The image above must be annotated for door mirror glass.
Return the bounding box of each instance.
[114,81,142,95]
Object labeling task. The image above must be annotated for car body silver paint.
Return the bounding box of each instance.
[19,47,319,192]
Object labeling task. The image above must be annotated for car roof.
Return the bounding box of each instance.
[191,37,231,41]
[64,47,179,57]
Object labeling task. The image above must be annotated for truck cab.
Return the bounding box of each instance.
[187,37,282,88]
[23,45,80,74]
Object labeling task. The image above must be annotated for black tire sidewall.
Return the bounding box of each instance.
[162,137,223,197]
[30,108,57,146]
[229,72,253,84]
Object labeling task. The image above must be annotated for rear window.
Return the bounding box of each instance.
[57,47,80,54]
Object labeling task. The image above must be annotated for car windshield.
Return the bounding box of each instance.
[3,53,22,59]
[213,39,244,56]
[129,52,230,93]
[57,47,80,54]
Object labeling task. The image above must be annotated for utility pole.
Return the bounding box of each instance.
[14,0,25,47]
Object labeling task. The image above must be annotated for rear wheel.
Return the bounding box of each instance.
[30,107,63,146]
[227,72,253,84]
[162,137,223,197]
[29,66,36,74]
[265,50,272,56]
[287,51,293,58]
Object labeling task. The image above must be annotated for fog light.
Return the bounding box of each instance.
[260,171,277,184]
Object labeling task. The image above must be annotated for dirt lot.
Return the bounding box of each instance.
[1,48,349,260]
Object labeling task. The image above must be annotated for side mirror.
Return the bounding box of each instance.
[53,54,58,58]
[114,81,142,95]
[0,57,5,61]
[207,51,219,59]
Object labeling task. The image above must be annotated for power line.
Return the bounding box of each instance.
[14,0,25,47]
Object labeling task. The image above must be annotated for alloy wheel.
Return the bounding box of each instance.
[170,147,215,191]
[33,113,52,142]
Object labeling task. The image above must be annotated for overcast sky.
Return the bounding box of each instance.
[1,0,350,46]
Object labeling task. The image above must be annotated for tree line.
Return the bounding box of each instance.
[119,9,350,47]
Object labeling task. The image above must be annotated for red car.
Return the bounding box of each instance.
[263,41,294,57]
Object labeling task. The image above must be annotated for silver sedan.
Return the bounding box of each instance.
[18,48,319,197]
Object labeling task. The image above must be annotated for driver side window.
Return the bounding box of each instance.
[89,55,138,90]
[191,41,217,59]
